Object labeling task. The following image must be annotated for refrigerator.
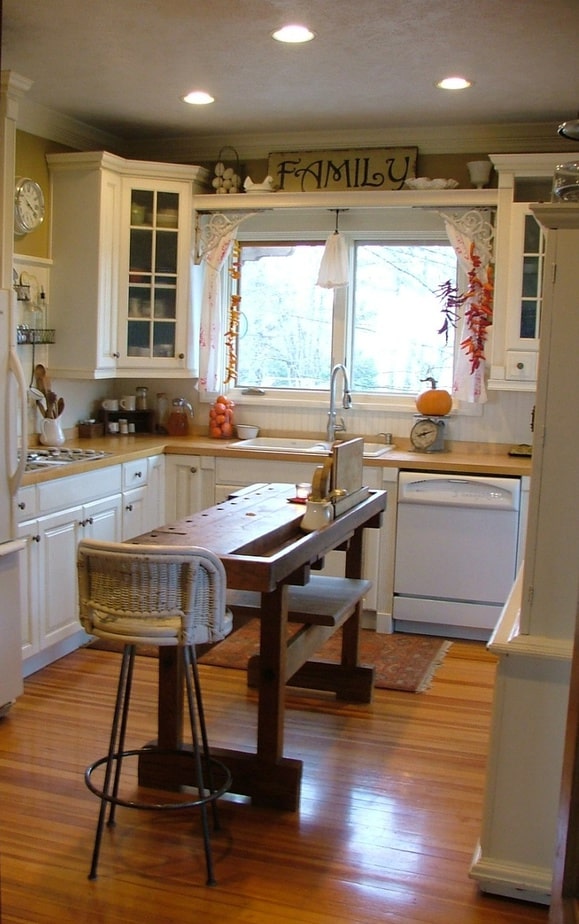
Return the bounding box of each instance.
[0,288,28,714]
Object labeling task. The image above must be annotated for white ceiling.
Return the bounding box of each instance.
[2,0,579,156]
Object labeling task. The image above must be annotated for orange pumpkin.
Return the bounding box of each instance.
[415,377,452,417]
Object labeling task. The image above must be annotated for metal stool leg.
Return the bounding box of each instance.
[88,644,134,880]
[183,645,216,886]
[107,645,135,828]
[187,643,221,829]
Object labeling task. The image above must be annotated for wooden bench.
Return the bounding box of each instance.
[227,574,374,702]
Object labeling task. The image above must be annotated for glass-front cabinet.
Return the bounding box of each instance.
[488,152,579,391]
[122,183,187,367]
[47,152,209,379]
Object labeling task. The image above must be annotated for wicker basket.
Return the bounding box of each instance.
[212,146,242,195]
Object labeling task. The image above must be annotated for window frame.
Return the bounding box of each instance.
[212,222,475,414]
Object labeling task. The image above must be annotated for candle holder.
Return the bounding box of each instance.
[467,160,492,189]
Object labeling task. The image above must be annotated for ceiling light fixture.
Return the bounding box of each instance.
[272,24,315,43]
[436,76,472,91]
[182,90,214,105]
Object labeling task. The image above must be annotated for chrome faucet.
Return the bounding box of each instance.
[327,363,352,443]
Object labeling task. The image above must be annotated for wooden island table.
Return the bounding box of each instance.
[132,483,386,810]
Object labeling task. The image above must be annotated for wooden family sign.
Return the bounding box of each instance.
[268,146,417,193]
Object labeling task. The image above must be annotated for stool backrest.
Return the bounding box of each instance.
[77,540,229,645]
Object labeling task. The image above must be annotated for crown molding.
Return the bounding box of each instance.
[13,94,572,163]
[126,122,571,163]
[16,96,120,152]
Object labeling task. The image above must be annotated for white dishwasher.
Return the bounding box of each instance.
[393,471,521,640]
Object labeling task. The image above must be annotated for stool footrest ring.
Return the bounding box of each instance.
[85,747,232,811]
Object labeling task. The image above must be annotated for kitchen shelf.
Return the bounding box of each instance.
[16,327,55,345]
[99,409,156,434]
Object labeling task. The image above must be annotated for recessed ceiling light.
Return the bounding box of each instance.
[436,76,472,91]
[182,90,215,105]
[272,24,315,43]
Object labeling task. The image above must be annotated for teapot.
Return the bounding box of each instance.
[166,398,194,436]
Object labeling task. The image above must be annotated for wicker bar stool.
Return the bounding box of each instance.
[77,540,233,885]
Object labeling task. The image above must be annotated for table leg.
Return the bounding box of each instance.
[256,583,288,761]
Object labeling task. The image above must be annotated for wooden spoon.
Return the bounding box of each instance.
[34,364,48,395]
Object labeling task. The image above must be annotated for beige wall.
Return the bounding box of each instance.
[14,131,72,260]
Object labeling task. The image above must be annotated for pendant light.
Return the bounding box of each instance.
[316,209,349,289]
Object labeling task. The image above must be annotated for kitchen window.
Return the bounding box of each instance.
[231,236,458,399]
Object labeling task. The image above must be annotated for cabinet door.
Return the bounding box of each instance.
[122,486,148,540]
[118,179,193,373]
[144,454,165,532]
[16,520,41,659]
[38,506,83,649]
[165,455,213,522]
[48,160,122,378]
[83,494,122,542]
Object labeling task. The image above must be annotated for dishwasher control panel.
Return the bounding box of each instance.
[398,472,521,510]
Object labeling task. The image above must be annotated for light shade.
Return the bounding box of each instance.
[182,90,214,105]
[272,24,315,43]
[436,76,472,90]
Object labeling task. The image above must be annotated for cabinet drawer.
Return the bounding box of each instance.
[15,485,38,523]
[215,457,315,486]
[38,466,122,514]
[123,458,148,489]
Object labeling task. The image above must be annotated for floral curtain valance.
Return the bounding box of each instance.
[440,209,494,404]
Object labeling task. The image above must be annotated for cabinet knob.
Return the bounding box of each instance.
[125,503,133,512]
[18,501,25,510]
[190,466,198,474]
[32,534,41,543]
[178,353,185,360]
[516,361,525,370]
[134,471,143,479]
[112,351,120,359]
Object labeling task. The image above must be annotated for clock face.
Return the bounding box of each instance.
[14,178,45,235]
[410,418,440,451]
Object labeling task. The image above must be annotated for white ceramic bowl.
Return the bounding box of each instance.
[236,424,260,439]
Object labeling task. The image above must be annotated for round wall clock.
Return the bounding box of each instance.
[14,177,45,235]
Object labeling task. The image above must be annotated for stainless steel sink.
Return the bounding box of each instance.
[227,437,395,458]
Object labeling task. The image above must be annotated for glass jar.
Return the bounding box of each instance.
[156,392,169,433]
[552,162,579,201]
[135,386,148,410]
[166,397,194,436]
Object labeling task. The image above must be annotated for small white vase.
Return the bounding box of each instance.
[39,416,66,447]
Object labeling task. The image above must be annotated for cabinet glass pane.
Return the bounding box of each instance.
[127,320,151,356]
[155,231,178,274]
[153,321,175,357]
[519,214,545,340]
[129,230,152,275]
[130,190,154,225]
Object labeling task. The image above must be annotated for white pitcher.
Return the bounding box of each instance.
[39,416,66,447]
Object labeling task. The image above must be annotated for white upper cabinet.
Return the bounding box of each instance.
[47,151,208,379]
[488,152,579,391]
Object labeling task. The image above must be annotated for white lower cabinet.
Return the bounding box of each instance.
[16,465,125,673]
[165,454,215,522]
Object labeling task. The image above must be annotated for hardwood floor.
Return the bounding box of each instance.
[0,640,549,923]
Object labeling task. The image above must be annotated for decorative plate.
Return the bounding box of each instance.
[403,178,460,190]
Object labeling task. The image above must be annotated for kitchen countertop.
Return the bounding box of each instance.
[20,433,533,486]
